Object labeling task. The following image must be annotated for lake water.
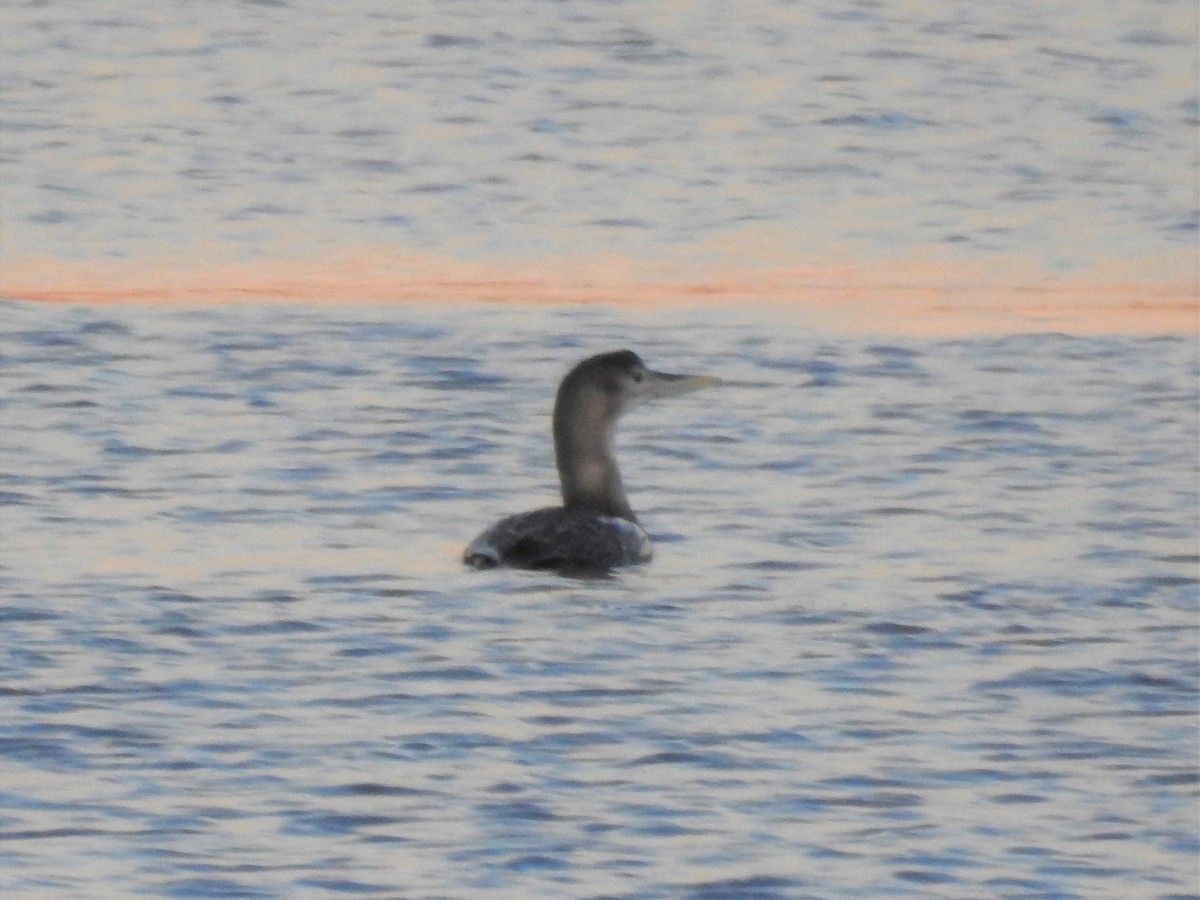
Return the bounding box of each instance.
[2,0,1198,896]
[3,0,1197,303]
[1,300,1197,898]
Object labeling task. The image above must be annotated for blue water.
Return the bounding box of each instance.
[1,300,1197,897]
[3,0,1198,894]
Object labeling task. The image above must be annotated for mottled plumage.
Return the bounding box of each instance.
[463,506,651,572]
[463,350,715,574]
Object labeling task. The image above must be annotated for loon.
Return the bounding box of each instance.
[463,350,717,573]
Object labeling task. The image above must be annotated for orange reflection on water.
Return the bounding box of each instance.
[3,249,1196,336]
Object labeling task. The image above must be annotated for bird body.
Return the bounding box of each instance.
[463,350,715,573]
[463,505,651,572]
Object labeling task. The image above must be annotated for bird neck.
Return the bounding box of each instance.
[553,383,635,521]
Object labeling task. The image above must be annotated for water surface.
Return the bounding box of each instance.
[3,0,1196,318]
[1,301,1197,897]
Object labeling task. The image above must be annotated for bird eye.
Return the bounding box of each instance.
[631,369,644,383]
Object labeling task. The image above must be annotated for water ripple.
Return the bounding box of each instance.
[0,303,1195,897]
